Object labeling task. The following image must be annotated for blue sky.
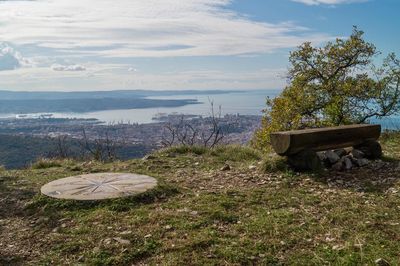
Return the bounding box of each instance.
[0,0,398,91]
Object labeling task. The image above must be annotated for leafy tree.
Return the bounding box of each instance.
[253,27,400,149]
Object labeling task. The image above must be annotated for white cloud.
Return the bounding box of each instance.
[51,63,86,71]
[292,0,368,5]
[0,42,32,71]
[0,65,286,91]
[0,0,332,58]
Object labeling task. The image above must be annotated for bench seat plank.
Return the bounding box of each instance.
[270,124,381,156]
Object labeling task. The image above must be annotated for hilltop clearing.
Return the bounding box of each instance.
[1,133,400,265]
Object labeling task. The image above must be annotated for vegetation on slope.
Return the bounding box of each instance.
[254,28,400,149]
[1,133,400,265]
[0,134,151,169]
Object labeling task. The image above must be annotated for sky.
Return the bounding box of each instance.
[0,0,399,92]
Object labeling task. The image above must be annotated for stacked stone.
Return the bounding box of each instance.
[317,140,382,171]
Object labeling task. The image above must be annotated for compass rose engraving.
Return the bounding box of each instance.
[41,173,158,200]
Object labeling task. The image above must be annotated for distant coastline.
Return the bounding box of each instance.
[1,89,398,129]
[0,98,200,113]
[0,89,243,114]
[0,90,275,124]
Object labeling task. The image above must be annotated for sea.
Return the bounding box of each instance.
[0,89,399,129]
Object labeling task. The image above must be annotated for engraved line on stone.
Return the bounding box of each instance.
[106,184,123,192]
[81,177,103,185]
[91,185,102,193]
[71,186,100,195]
[51,181,89,187]
[102,177,122,184]
[54,185,97,193]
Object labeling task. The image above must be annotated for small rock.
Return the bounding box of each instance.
[355,140,383,159]
[372,160,386,169]
[144,234,152,238]
[288,149,321,171]
[332,161,343,171]
[332,245,344,251]
[343,157,353,170]
[142,154,156,161]
[36,217,50,224]
[103,238,112,245]
[352,149,365,159]
[248,165,257,170]
[375,258,390,266]
[165,225,172,230]
[326,150,341,165]
[334,148,347,157]
[317,151,327,161]
[220,164,231,171]
[336,179,344,185]
[113,237,131,246]
[356,158,369,167]
[119,230,132,235]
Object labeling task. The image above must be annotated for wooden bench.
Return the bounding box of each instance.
[270,124,382,170]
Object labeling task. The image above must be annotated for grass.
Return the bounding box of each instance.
[1,139,400,265]
[160,144,262,163]
[31,158,64,169]
[260,155,290,173]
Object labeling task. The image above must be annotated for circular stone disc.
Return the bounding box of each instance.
[41,173,158,201]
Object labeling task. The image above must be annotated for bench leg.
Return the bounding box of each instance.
[288,149,322,171]
[353,139,382,159]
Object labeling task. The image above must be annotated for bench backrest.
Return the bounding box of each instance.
[270,124,381,156]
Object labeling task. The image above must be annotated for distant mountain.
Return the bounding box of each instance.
[0,98,200,113]
[0,89,240,100]
[0,89,242,114]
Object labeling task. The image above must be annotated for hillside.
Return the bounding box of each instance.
[0,134,151,169]
[1,132,400,265]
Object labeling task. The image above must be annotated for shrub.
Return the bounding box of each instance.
[32,158,62,169]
